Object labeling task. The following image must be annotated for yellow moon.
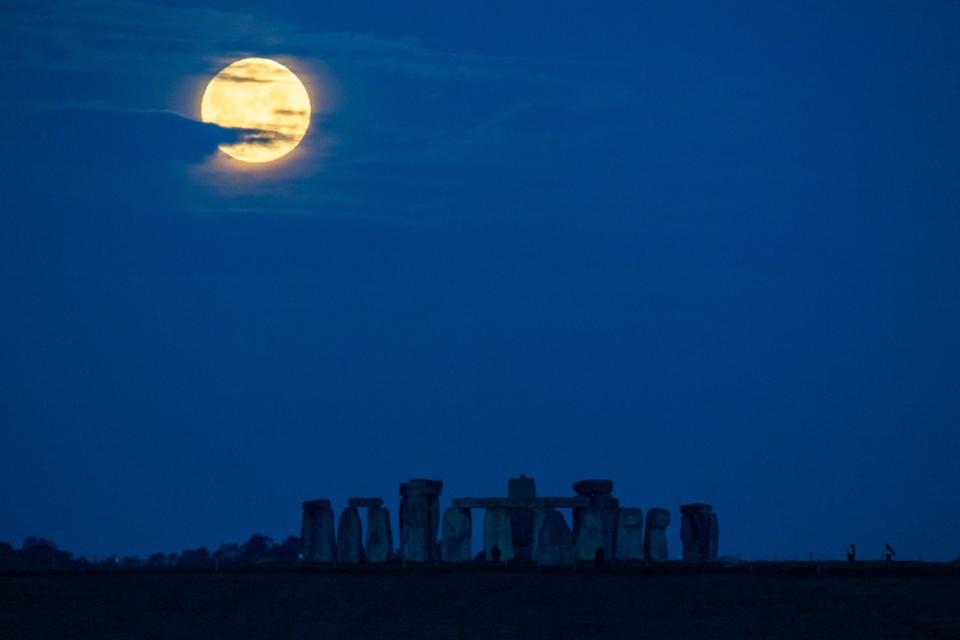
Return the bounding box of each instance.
[200,57,311,163]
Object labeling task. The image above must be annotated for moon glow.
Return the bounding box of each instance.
[200,58,311,163]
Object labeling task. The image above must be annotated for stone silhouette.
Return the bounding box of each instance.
[574,507,603,561]
[508,475,537,561]
[348,497,384,508]
[452,478,589,567]
[680,503,719,563]
[613,507,644,561]
[483,507,514,562]
[572,479,614,496]
[644,507,671,563]
[532,509,575,567]
[441,507,472,563]
[399,478,442,563]
[337,506,365,564]
[365,503,393,563]
[572,479,617,561]
[300,499,336,564]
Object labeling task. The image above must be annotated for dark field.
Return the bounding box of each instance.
[2,567,959,639]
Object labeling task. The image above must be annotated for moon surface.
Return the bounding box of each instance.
[200,58,311,163]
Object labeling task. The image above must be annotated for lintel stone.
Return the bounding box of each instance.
[348,497,384,508]
[452,497,590,509]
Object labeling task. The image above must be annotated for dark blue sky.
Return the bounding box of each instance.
[1,1,958,561]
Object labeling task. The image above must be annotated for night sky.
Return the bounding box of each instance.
[1,1,958,562]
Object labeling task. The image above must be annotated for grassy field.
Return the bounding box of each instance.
[2,566,958,639]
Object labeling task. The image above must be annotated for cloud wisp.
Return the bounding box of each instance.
[0,0,646,221]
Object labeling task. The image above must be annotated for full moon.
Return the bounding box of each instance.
[200,57,311,164]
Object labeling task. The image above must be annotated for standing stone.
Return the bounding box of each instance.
[533,509,575,567]
[508,475,537,561]
[592,494,620,556]
[337,506,365,564]
[571,479,619,559]
[644,507,671,563]
[680,503,719,562]
[365,505,393,563]
[399,478,443,563]
[400,492,429,562]
[483,507,514,562]
[709,513,719,560]
[428,497,441,561]
[573,507,603,561]
[441,507,472,563]
[531,508,550,559]
[613,507,644,561]
[300,499,336,564]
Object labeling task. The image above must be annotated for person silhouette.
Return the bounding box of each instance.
[593,546,606,568]
[847,543,856,564]
[491,544,501,564]
[884,543,895,563]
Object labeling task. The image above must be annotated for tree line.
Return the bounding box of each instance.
[0,534,301,571]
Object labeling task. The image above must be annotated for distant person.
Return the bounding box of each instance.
[593,546,605,568]
[491,545,501,564]
[847,544,856,564]
[885,543,895,563]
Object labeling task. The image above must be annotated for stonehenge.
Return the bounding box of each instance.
[680,503,720,563]
[299,476,716,567]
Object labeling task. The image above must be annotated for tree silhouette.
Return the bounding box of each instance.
[240,534,273,566]
[213,543,240,568]
[20,537,72,570]
[145,552,167,569]
[176,547,212,569]
[0,541,17,569]
[273,536,300,564]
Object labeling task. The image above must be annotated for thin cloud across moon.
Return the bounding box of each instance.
[200,58,311,164]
